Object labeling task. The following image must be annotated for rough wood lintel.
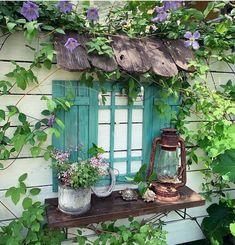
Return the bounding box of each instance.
[45,186,205,229]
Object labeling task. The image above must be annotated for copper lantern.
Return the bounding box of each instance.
[147,128,186,202]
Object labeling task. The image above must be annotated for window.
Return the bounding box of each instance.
[52,80,179,191]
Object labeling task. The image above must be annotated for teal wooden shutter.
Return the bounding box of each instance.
[52,81,98,192]
[142,84,180,165]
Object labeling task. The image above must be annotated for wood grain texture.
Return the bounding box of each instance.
[111,35,151,73]
[45,186,205,228]
[164,39,195,72]
[54,33,91,72]
[145,39,178,77]
[88,53,118,72]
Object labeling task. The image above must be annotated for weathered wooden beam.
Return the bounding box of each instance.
[111,35,151,73]
[145,39,178,77]
[164,39,195,72]
[54,33,90,72]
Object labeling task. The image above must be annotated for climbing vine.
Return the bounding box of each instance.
[0,1,234,244]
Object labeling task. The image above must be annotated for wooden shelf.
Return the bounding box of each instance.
[45,186,205,229]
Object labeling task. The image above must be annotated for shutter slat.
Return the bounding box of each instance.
[52,80,65,192]
[52,81,98,192]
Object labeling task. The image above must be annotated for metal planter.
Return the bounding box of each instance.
[58,184,91,215]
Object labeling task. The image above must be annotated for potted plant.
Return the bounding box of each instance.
[52,146,111,215]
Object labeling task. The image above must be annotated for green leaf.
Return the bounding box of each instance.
[203,2,215,18]
[7,22,16,32]
[230,223,235,236]
[30,188,41,196]
[202,203,234,241]
[55,118,65,129]
[5,187,21,205]
[7,105,19,117]
[36,130,47,142]
[11,134,26,152]
[55,28,65,34]
[47,100,57,112]
[22,197,32,210]
[0,109,5,121]
[19,173,28,182]
[41,110,50,116]
[18,113,27,123]
[35,121,41,129]
[30,146,41,158]
[216,22,228,34]
[211,149,235,183]
[125,176,134,182]
[48,128,60,138]
[43,151,51,160]
[0,162,3,169]
[42,25,54,31]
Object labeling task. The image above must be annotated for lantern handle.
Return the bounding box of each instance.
[147,137,161,178]
[176,137,186,188]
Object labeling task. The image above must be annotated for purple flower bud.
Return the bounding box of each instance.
[47,115,55,127]
[86,7,99,22]
[163,1,182,11]
[20,1,39,21]
[57,0,73,14]
[64,38,80,53]
[184,31,200,50]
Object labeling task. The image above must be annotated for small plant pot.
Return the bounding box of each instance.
[58,184,91,215]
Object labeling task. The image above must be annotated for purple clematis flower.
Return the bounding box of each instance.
[184,31,201,50]
[152,6,168,23]
[86,7,99,22]
[64,38,80,52]
[163,1,182,11]
[20,1,39,21]
[47,115,55,127]
[57,0,73,14]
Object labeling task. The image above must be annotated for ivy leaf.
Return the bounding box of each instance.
[19,173,28,182]
[211,149,235,183]
[22,197,32,210]
[30,188,41,196]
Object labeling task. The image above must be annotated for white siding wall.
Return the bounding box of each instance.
[0,33,234,244]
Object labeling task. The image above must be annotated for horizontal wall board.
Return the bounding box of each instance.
[209,57,235,73]
[208,71,235,90]
[0,61,82,95]
[0,32,38,62]
[0,158,52,190]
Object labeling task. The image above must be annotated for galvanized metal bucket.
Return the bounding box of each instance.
[58,184,91,215]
